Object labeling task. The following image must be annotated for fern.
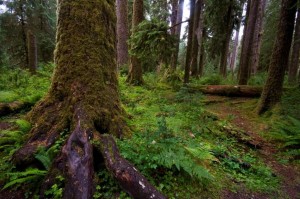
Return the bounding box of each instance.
[35,147,52,170]
[3,168,47,190]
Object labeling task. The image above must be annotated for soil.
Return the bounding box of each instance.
[205,95,300,199]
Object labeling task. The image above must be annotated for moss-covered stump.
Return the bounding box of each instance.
[0,101,34,116]
[12,0,165,198]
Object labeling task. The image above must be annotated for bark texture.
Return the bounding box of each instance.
[171,0,184,71]
[257,0,297,114]
[12,1,165,198]
[191,0,204,77]
[116,0,129,67]
[230,22,241,73]
[238,0,265,85]
[184,0,196,83]
[127,0,144,85]
[288,8,300,84]
[27,30,37,73]
[219,2,234,77]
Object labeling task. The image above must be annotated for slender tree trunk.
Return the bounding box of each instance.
[257,0,297,114]
[230,23,241,74]
[27,30,37,74]
[116,0,129,68]
[127,0,144,85]
[171,0,184,71]
[219,2,234,78]
[170,0,178,35]
[199,28,206,77]
[191,0,204,77]
[12,1,165,198]
[19,1,28,68]
[288,8,300,84]
[251,0,267,74]
[184,0,195,83]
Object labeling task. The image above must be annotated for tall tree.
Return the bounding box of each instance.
[12,0,165,198]
[219,0,234,77]
[184,0,196,83]
[229,19,241,73]
[171,0,184,71]
[127,0,144,85]
[257,0,297,114]
[238,0,266,85]
[288,8,300,84]
[191,0,204,77]
[116,0,129,67]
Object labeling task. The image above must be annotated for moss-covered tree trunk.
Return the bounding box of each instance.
[288,8,300,84]
[257,0,297,114]
[27,30,37,74]
[12,1,165,198]
[116,0,129,68]
[127,0,144,85]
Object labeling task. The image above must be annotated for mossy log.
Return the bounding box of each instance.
[0,101,34,116]
[188,85,263,97]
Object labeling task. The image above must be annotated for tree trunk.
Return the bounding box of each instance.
[230,22,241,74]
[250,0,267,74]
[219,2,233,78]
[116,0,129,68]
[191,0,204,77]
[257,0,297,114]
[170,0,179,35]
[127,0,144,85]
[238,0,261,85]
[199,28,206,77]
[27,30,37,74]
[288,8,300,84]
[12,1,165,198]
[19,1,29,68]
[171,0,184,71]
[184,0,196,83]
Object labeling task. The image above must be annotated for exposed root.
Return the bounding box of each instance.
[95,133,166,199]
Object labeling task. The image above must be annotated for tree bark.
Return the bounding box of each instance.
[230,22,241,74]
[238,0,261,85]
[27,30,37,74]
[250,0,267,74]
[171,0,184,71]
[184,0,196,83]
[127,0,144,85]
[116,0,129,68]
[170,0,179,35]
[219,2,234,78]
[257,0,297,114]
[288,8,300,84]
[12,1,165,198]
[191,0,204,77]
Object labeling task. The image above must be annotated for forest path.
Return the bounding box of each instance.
[205,95,300,199]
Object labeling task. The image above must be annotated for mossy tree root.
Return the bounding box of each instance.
[13,104,166,199]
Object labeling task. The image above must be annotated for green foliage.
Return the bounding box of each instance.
[129,19,176,65]
[0,66,52,103]
[118,116,214,181]
[3,168,47,190]
[15,119,31,133]
[44,176,64,199]
[248,72,267,86]
[193,74,222,85]
[270,116,300,162]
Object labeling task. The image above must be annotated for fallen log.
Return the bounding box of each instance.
[187,85,263,97]
[0,101,34,116]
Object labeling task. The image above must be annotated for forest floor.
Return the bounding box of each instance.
[205,95,300,199]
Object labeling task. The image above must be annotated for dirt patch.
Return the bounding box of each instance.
[205,95,300,199]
